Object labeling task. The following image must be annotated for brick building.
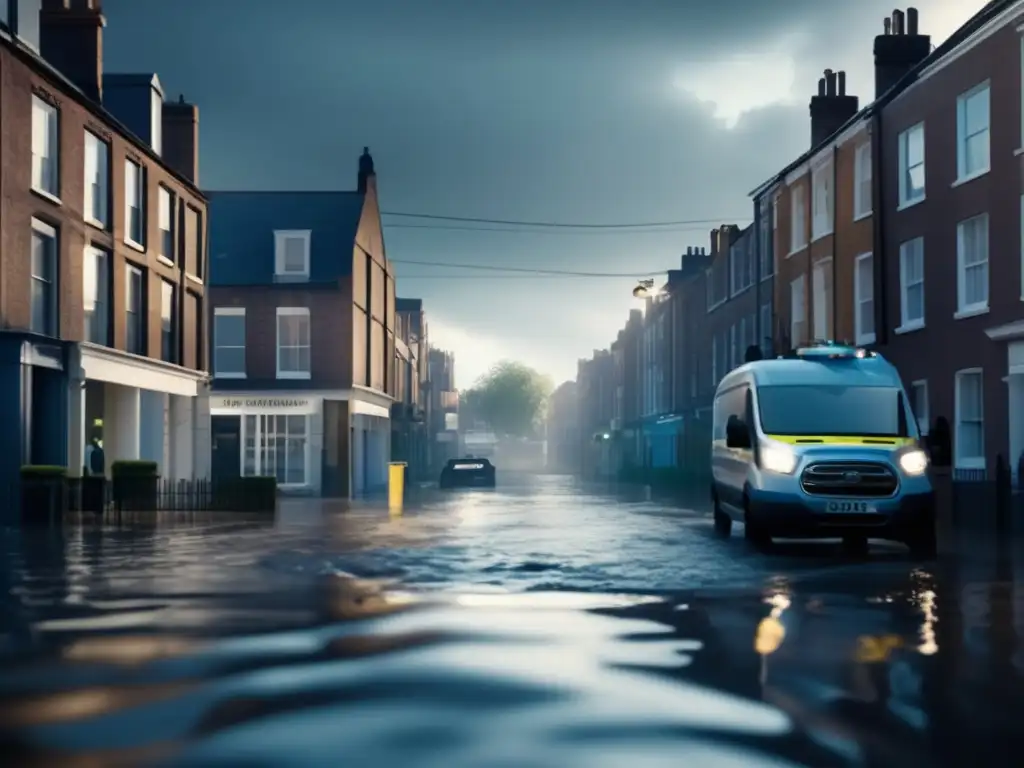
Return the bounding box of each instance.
[394,297,430,479]
[0,0,211,500]
[207,149,396,497]
[427,347,459,471]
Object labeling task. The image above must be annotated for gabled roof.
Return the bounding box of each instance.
[207,191,365,286]
[748,0,1013,199]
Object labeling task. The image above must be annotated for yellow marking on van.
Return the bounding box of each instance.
[765,435,915,447]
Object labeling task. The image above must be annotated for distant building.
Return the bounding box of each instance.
[428,347,459,470]
[394,298,430,479]
[0,0,211,500]
[545,380,579,473]
[206,149,396,496]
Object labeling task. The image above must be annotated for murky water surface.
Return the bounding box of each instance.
[1,477,1022,766]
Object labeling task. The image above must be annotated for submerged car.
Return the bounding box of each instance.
[439,457,497,489]
[710,342,936,558]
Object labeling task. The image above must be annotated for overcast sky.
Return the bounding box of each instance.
[104,0,981,387]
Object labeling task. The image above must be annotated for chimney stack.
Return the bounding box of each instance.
[809,68,859,147]
[40,0,106,102]
[357,147,376,193]
[162,95,199,184]
[873,7,931,99]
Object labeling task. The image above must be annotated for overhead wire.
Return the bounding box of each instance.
[380,211,750,229]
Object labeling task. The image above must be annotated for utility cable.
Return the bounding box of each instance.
[380,211,749,229]
[389,258,666,277]
[384,222,717,235]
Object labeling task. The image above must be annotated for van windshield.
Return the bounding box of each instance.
[757,385,908,437]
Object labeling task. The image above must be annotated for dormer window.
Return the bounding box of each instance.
[274,230,311,281]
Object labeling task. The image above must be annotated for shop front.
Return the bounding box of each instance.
[209,395,323,494]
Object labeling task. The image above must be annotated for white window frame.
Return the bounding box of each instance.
[729,241,752,297]
[214,307,246,379]
[83,245,109,346]
[789,274,806,347]
[30,218,58,336]
[954,368,985,471]
[811,257,833,342]
[789,184,805,254]
[811,162,833,241]
[274,230,311,280]
[956,213,989,317]
[853,141,872,220]
[854,252,875,346]
[241,413,311,488]
[955,80,990,183]
[31,95,59,199]
[898,237,925,332]
[910,380,929,437]
[83,130,109,227]
[276,306,311,379]
[124,159,145,249]
[897,122,925,208]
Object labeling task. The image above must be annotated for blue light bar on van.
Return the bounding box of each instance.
[787,342,876,360]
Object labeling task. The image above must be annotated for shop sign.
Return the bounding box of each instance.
[214,397,311,409]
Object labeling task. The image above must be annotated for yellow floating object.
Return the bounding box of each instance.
[388,462,407,513]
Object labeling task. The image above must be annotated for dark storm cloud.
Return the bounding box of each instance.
[99,0,966,382]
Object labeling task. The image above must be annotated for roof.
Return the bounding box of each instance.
[104,72,163,93]
[734,356,902,388]
[396,298,423,312]
[748,0,1012,199]
[207,191,365,286]
[0,29,202,199]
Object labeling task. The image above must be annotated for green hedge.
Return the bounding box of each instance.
[21,465,68,478]
[111,460,159,477]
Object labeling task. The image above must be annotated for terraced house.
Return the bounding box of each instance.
[752,1,1024,476]
[207,149,397,497]
[0,0,211,499]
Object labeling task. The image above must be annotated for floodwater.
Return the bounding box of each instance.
[0,475,1022,766]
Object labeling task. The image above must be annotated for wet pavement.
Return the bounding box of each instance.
[0,474,1023,766]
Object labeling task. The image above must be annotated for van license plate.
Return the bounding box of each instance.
[826,501,876,513]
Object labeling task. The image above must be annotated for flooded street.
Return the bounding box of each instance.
[1,476,1023,766]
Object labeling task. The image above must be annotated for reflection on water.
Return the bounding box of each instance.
[1,497,1024,765]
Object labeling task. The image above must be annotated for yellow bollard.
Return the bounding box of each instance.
[388,462,407,513]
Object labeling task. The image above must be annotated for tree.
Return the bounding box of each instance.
[463,360,552,437]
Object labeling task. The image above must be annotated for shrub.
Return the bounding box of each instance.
[20,465,68,478]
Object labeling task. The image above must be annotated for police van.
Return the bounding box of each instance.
[710,342,935,557]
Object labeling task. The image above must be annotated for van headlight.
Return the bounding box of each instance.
[761,443,797,474]
[898,449,929,476]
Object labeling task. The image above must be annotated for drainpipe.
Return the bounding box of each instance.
[832,144,839,342]
[870,111,887,346]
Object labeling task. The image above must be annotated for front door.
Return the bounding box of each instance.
[211,415,241,484]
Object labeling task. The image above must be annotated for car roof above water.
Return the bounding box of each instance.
[722,356,902,390]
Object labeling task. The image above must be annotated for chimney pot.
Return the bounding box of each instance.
[837,70,847,95]
[825,69,837,96]
[818,77,826,96]
[893,9,905,35]
[883,17,891,34]
[907,7,919,35]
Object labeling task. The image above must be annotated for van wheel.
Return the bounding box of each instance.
[713,497,732,537]
[744,504,771,549]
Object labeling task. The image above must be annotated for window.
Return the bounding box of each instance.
[274,230,311,280]
[277,307,311,378]
[158,187,174,261]
[729,323,738,369]
[812,258,833,341]
[854,253,874,345]
[956,82,990,181]
[898,237,925,329]
[898,123,925,206]
[954,370,984,469]
[730,238,753,295]
[83,246,109,345]
[125,265,145,355]
[956,213,988,315]
[160,280,177,363]
[789,274,806,346]
[31,95,58,197]
[854,141,871,219]
[711,333,719,384]
[242,414,309,486]
[811,163,832,240]
[910,380,929,436]
[758,203,772,279]
[758,385,907,437]
[83,131,109,226]
[125,159,145,247]
[790,185,806,252]
[30,219,57,336]
[214,308,246,378]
